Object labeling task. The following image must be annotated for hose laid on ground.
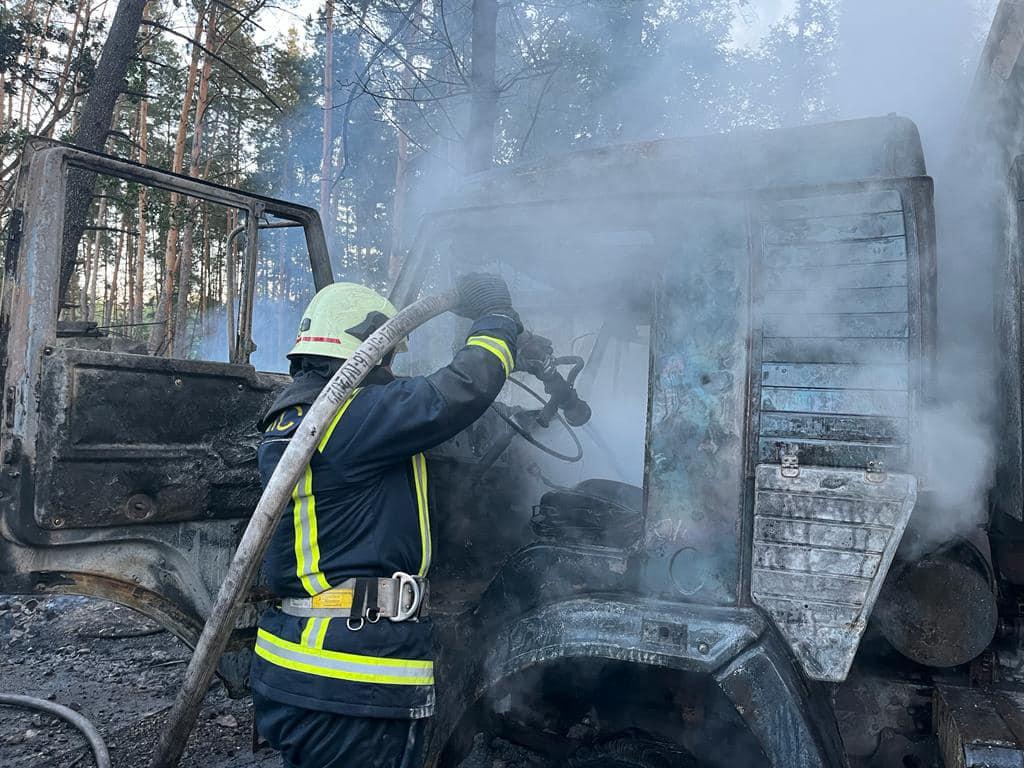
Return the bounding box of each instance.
[149,290,459,768]
[0,693,111,768]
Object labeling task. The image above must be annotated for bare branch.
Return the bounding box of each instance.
[518,64,559,156]
[143,18,282,111]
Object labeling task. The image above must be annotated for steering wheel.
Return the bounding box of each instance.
[477,345,591,466]
[492,376,584,463]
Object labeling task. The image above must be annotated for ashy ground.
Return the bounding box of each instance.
[0,595,542,767]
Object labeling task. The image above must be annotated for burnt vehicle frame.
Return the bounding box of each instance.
[0,139,333,688]
[0,117,967,768]
[392,115,936,767]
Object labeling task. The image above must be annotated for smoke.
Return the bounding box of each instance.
[379,1,1014,564]
[831,0,997,159]
[225,1,1015,560]
[196,296,306,373]
[215,2,1021,759]
[827,0,1001,550]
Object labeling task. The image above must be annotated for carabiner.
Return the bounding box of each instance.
[389,571,422,622]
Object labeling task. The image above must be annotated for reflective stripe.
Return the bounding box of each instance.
[296,335,345,344]
[254,629,434,686]
[268,405,303,434]
[290,390,361,596]
[412,453,431,577]
[300,617,331,648]
[313,618,331,649]
[317,389,361,453]
[466,335,513,377]
[292,465,331,596]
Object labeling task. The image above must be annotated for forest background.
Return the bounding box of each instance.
[0,0,1001,369]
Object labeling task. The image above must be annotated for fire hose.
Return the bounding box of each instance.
[149,290,459,768]
[0,693,111,768]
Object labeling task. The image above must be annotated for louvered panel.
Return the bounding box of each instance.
[764,313,908,339]
[764,211,905,245]
[760,413,909,443]
[756,439,909,468]
[762,363,907,390]
[763,261,907,292]
[763,338,908,365]
[762,286,908,315]
[751,465,917,682]
[765,236,907,267]
[757,190,911,470]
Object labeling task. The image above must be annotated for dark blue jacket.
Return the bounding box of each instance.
[251,314,518,719]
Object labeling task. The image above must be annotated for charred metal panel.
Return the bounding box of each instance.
[935,685,1024,768]
[751,464,916,682]
[642,201,749,605]
[477,599,763,687]
[715,635,849,768]
[436,117,926,218]
[756,189,914,472]
[995,156,1024,521]
[32,348,284,529]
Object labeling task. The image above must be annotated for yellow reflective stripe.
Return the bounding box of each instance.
[293,465,331,596]
[255,629,434,686]
[291,477,310,594]
[292,389,362,595]
[300,618,331,649]
[300,618,317,647]
[412,453,431,576]
[466,335,513,377]
[258,629,433,669]
[317,389,361,453]
[289,390,363,596]
[306,472,329,594]
[314,618,331,650]
[266,405,304,434]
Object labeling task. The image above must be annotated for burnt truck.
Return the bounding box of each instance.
[2,109,1024,768]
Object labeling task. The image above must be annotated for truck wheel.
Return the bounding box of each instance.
[567,737,697,768]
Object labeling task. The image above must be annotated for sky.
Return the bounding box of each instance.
[260,0,812,53]
[729,0,796,49]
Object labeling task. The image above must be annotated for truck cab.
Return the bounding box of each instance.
[0,117,945,766]
[393,114,935,767]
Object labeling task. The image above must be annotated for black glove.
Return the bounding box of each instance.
[515,331,553,376]
[454,272,515,320]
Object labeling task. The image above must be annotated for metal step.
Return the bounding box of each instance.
[935,685,1024,768]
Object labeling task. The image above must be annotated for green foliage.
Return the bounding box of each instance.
[2,0,849,357]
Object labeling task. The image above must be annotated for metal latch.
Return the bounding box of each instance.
[780,448,800,478]
[866,460,887,484]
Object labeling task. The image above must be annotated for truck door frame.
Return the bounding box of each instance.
[0,141,334,692]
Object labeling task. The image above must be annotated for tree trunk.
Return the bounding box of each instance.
[51,0,91,132]
[387,0,424,280]
[319,0,335,230]
[466,0,498,173]
[172,5,216,358]
[200,201,210,338]
[132,5,150,328]
[134,94,148,326]
[149,4,204,354]
[59,0,150,305]
[85,197,107,322]
[225,209,237,361]
[107,221,125,326]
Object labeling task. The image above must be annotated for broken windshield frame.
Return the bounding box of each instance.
[3,140,334,367]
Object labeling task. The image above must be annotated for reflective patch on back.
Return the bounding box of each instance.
[265,405,305,437]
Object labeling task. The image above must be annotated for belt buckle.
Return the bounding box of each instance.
[390,571,422,622]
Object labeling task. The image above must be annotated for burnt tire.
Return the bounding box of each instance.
[567,737,697,768]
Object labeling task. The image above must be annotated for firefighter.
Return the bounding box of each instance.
[251,274,520,768]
